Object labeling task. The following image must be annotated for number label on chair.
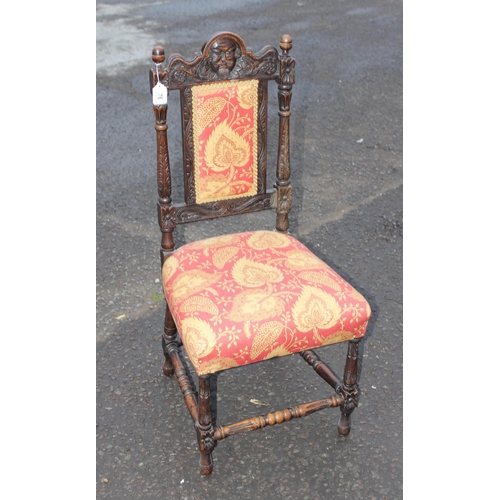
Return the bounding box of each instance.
[153,82,168,105]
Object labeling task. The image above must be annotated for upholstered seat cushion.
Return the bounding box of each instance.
[162,231,371,376]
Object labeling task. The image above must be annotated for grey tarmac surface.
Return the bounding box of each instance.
[96,0,402,498]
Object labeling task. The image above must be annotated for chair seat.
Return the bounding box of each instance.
[162,231,371,375]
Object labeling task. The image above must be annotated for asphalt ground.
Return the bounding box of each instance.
[96,0,403,498]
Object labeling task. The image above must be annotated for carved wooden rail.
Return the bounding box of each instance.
[164,339,199,423]
[300,349,343,391]
[213,394,344,441]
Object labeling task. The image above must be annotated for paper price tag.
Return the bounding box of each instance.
[153,82,168,105]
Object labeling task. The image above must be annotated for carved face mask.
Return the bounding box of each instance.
[208,38,237,77]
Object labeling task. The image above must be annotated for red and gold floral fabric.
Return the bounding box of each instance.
[162,231,371,376]
[192,80,259,204]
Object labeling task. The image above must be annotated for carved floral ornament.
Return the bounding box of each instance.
[158,204,177,229]
[276,185,293,212]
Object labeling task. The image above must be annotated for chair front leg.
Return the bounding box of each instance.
[162,304,176,377]
[337,339,361,436]
[197,374,215,475]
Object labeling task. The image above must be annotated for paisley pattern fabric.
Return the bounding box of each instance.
[192,80,259,204]
[163,231,371,376]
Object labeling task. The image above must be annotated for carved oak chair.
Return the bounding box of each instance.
[149,32,371,475]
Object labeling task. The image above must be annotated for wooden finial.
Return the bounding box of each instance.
[280,34,292,51]
[152,45,165,64]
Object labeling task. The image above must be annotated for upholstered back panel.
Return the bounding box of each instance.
[192,80,260,204]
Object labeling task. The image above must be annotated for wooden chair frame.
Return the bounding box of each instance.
[150,32,364,475]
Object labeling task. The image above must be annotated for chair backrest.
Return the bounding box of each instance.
[150,32,295,262]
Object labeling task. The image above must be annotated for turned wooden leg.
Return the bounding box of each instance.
[162,304,176,377]
[337,339,361,436]
[197,375,215,475]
